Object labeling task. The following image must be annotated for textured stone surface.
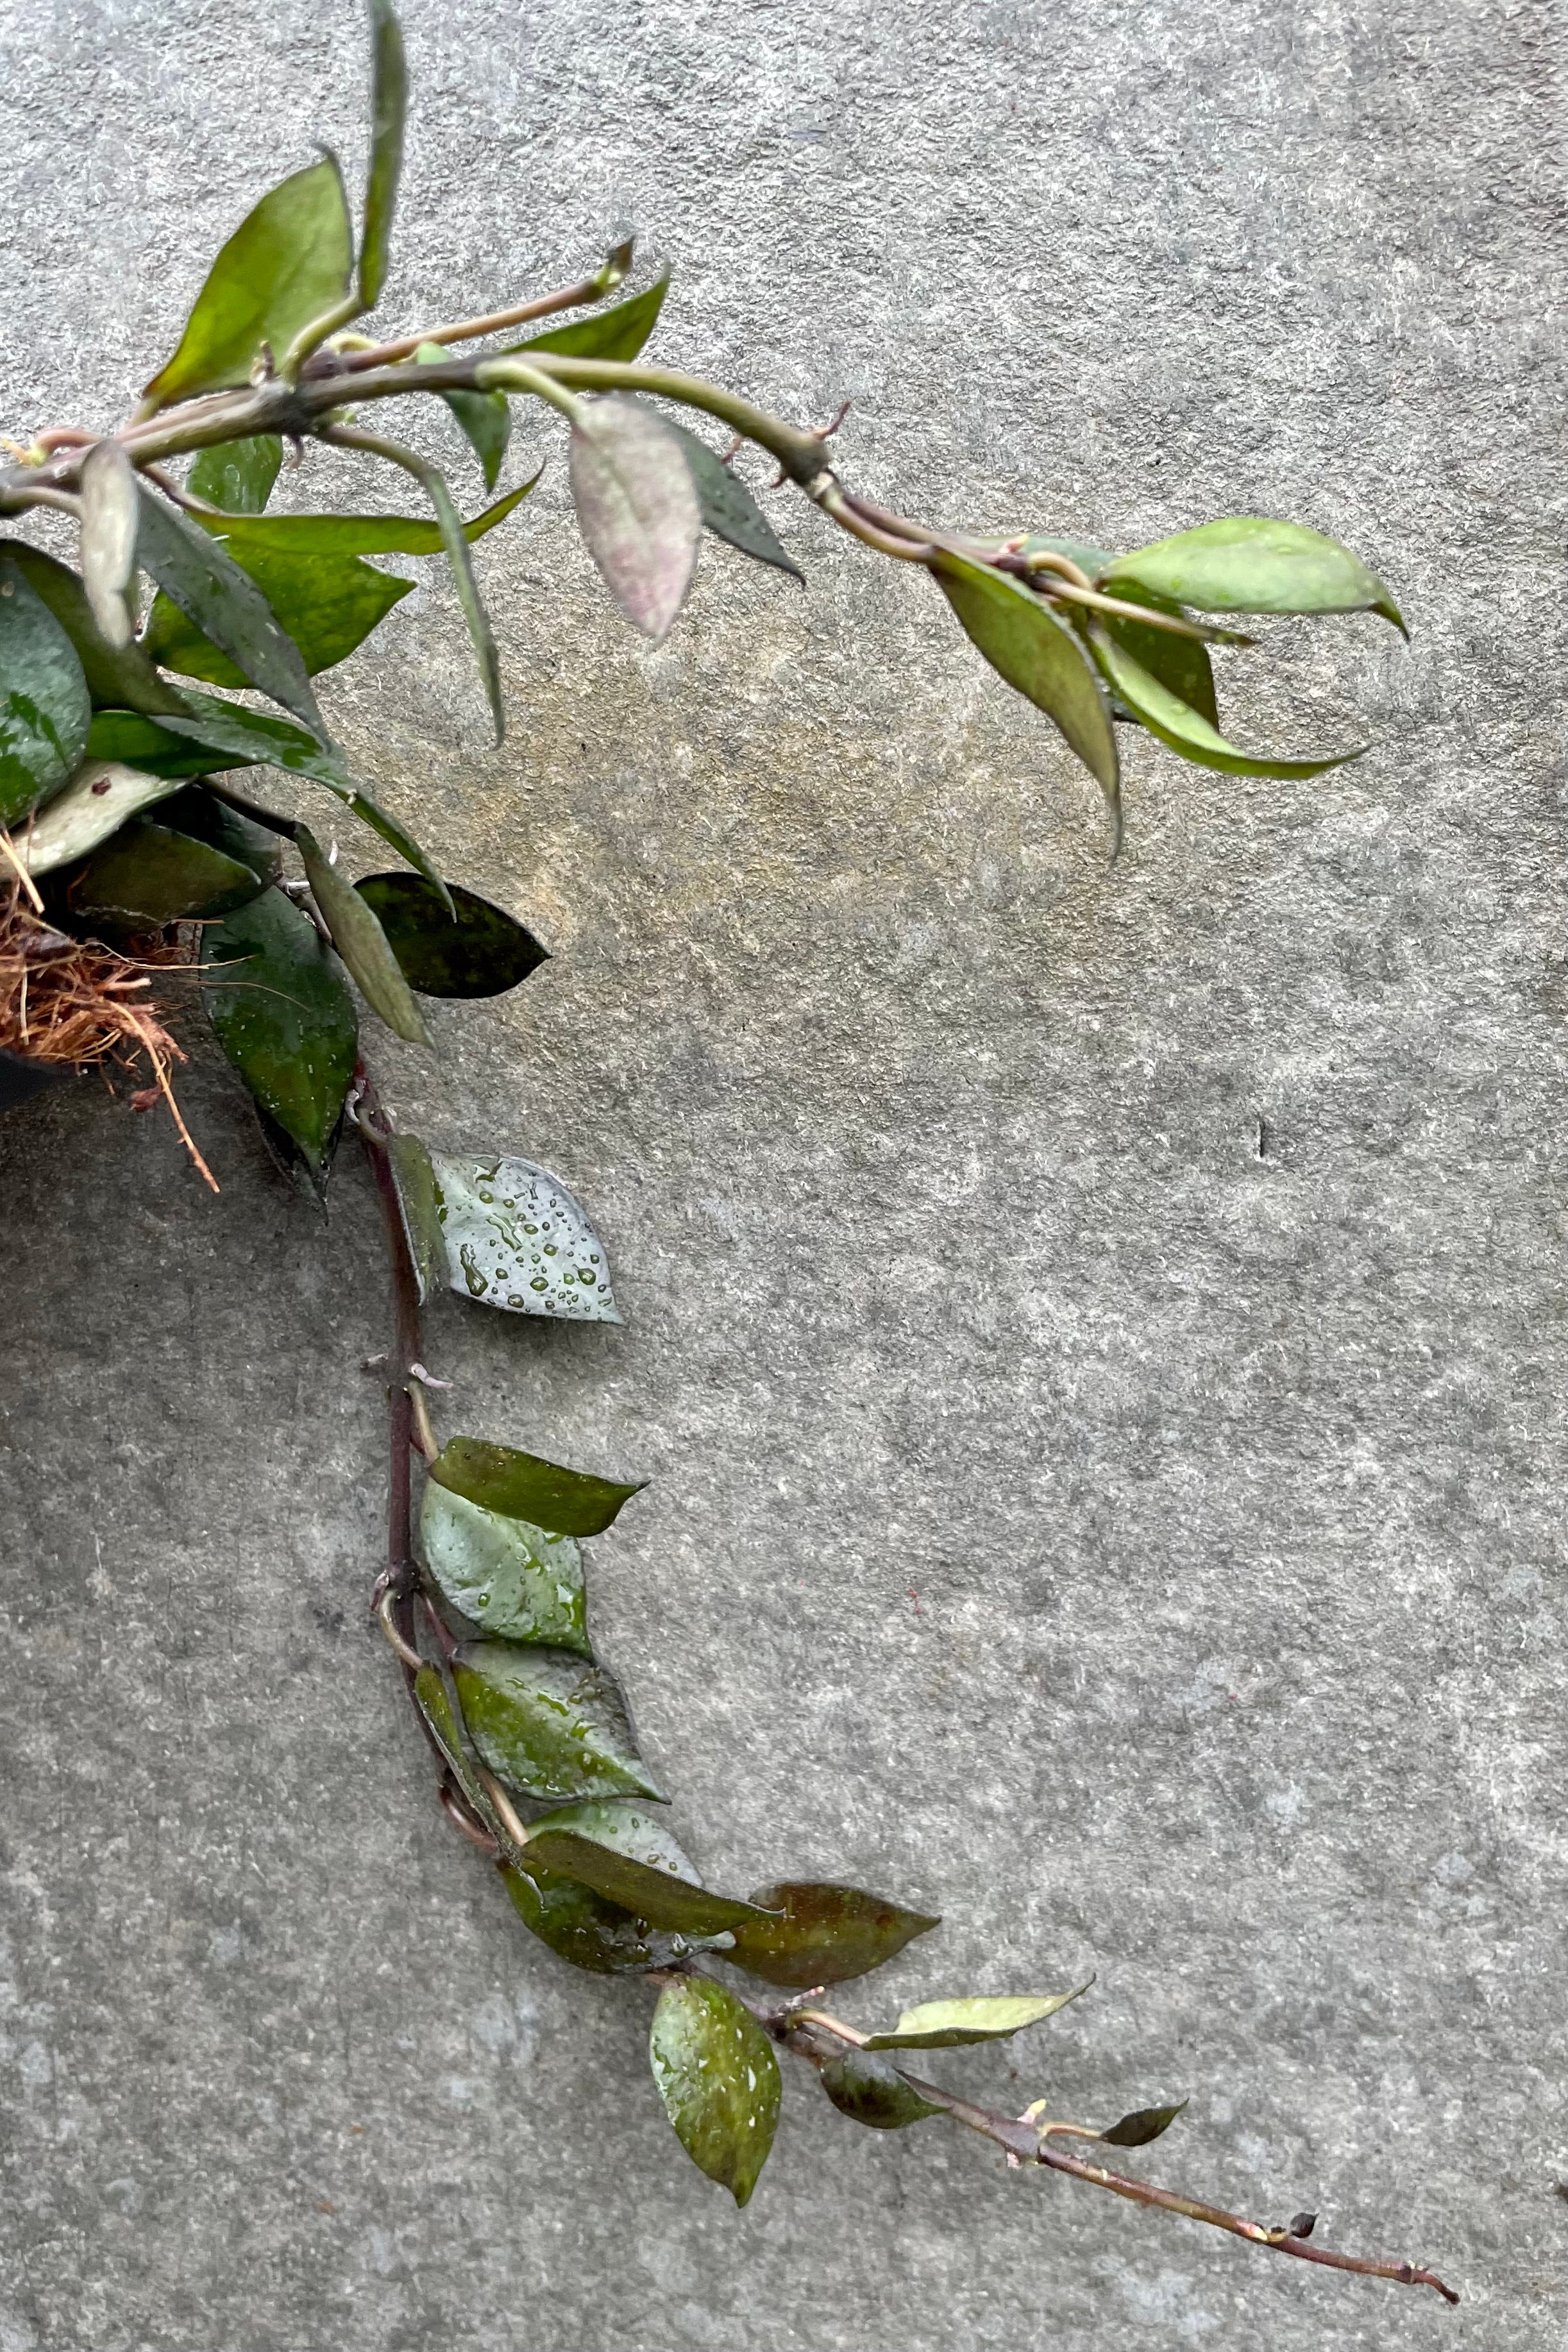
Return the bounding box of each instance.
[1,1,1564,2346]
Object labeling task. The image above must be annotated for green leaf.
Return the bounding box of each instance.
[69,816,266,927]
[78,441,141,650]
[187,436,283,516]
[359,0,407,309]
[156,783,285,889]
[353,872,546,998]
[387,1131,444,1303]
[1098,2099,1188,2148]
[1100,518,1404,631]
[201,884,358,1167]
[0,543,184,715]
[421,1480,589,1652]
[929,547,1120,840]
[429,1434,644,1537]
[416,341,510,492]
[512,270,670,362]
[87,709,240,777]
[0,557,92,825]
[727,1883,940,1988]
[413,1661,507,1840]
[171,480,536,557]
[650,1975,781,2208]
[662,418,803,583]
[428,1151,621,1322]
[132,480,327,738]
[500,1859,679,1976]
[142,156,353,410]
[418,461,504,742]
[451,1641,664,1804]
[569,398,702,641]
[818,2050,943,2131]
[1097,584,1218,729]
[862,1986,1092,2051]
[17,761,189,878]
[521,1800,771,1936]
[144,544,412,683]
[296,824,432,1044]
[1086,620,1365,781]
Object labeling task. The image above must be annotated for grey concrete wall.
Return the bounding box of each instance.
[1,0,1564,2346]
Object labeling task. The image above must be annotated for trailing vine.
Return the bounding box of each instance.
[0,0,1454,2305]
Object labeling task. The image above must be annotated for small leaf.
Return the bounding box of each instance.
[416,341,510,492]
[0,541,183,716]
[421,1479,589,1652]
[353,871,547,997]
[359,0,407,309]
[1086,620,1365,781]
[662,419,803,582]
[818,2050,943,2131]
[69,816,265,927]
[568,396,702,641]
[0,558,92,825]
[15,761,184,878]
[387,1131,443,1303]
[296,824,432,1044]
[176,482,535,557]
[78,442,141,650]
[512,270,670,362]
[144,544,412,682]
[451,1640,664,1803]
[1097,2099,1188,2148]
[1096,584,1218,729]
[417,461,504,742]
[156,783,285,889]
[142,156,353,410]
[429,1434,643,1537]
[428,1151,620,1322]
[727,1883,940,1987]
[201,884,358,1167]
[522,1800,771,1936]
[863,1986,1092,2051]
[132,480,328,740]
[414,1661,506,1839]
[650,1975,782,2208]
[1100,518,1404,631]
[187,436,283,516]
[929,547,1120,837]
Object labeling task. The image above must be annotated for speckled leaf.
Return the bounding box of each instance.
[521,1801,771,1936]
[358,0,407,308]
[0,542,183,716]
[863,1986,1091,2051]
[512,270,669,362]
[413,1661,505,1838]
[664,418,803,582]
[387,1132,443,1303]
[78,441,140,650]
[17,762,185,877]
[650,1975,781,2208]
[728,1882,940,1987]
[144,544,412,683]
[1087,620,1365,781]
[297,824,431,1044]
[416,341,510,491]
[70,816,264,926]
[201,884,358,1167]
[429,1435,643,1537]
[133,481,326,739]
[428,1152,620,1322]
[500,1859,665,1975]
[1100,518,1404,630]
[156,784,285,889]
[818,2050,943,2131]
[1098,2099,1188,2147]
[452,1641,663,1803]
[187,436,283,516]
[142,156,352,410]
[353,872,548,998]
[421,1480,589,1652]
[0,559,91,825]
[568,397,701,641]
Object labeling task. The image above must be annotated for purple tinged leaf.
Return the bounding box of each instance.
[727,1882,940,1987]
[1097,2099,1188,2148]
[568,396,702,641]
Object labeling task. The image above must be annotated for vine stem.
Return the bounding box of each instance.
[353,1060,421,1668]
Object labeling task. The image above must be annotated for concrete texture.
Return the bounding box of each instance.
[1,0,1565,2346]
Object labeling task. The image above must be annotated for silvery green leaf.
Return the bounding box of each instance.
[16,761,185,876]
[420,1478,589,1653]
[78,441,140,650]
[568,396,701,641]
[430,1152,620,1322]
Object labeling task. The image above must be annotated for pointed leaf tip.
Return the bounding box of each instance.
[1100,516,1402,628]
[650,1976,782,2206]
[1097,2099,1188,2148]
[359,0,408,309]
[727,1882,940,1987]
[862,1984,1092,2051]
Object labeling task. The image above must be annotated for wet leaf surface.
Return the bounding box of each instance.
[818,2049,943,2131]
[144,542,412,683]
[355,871,547,997]
[429,1434,643,1537]
[500,1859,665,1975]
[0,558,92,825]
[297,825,431,1044]
[428,1151,620,1321]
[522,1800,771,1936]
[19,761,186,877]
[728,1882,940,1986]
[1100,517,1404,629]
[0,542,184,716]
[452,1641,663,1803]
[569,396,702,641]
[70,816,265,926]
[421,1480,589,1652]
[201,884,357,1167]
[387,1131,443,1303]
[650,1975,782,2208]
[862,1986,1091,2050]
[413,1661,503,1837]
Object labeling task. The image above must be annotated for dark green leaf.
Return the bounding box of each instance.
[87,709,239,777]
[187,436,283,516]
[19,761,186,877]
[0,559,92,825]
[430,1434,644,1537]
[413,1661,506,1840]
[173,480,536,557]
[1098,2099,1188,2148]
[1100,518,1404,631]
[862,1986,1091,2051]
[521,1801,772,1937]
[78,441,140,650]
[929,547,1120,840]
[132,480,327,739]
[421,1479,589,1652]
[452,1640,663,1804]
[142,157,353,410]
[69,816,265,927]
[1086,620,1365,780]
[818,2050,943,2131]
[144,543,412,682]
[416,341,510,492]
[650,1975,781,2208]
[422,461,504,740]
[0,542,184,715]
[569,397,702,641]
[428,1152,620,1322]
[354,872,548,998]
[727,1882,940,1987]
[359,0,407,309]
[296,824,431,1044]
[155,783,285,888]
[512,270,670,362]
[500,1858,670,1975]
[664,419,802,582]
[201,884,358,1167]
[387,1131,444,1304]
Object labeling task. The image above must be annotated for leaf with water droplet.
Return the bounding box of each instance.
[429,1434,644,1537]
[0,540,181,718]
[187,436,283,516]
[428,1152,621,1323]
[862,1986,1092,2051]
[727,1882,940,1986]
[354,871,548,998]
[421,1479,589,1652]
[568,396,702,641]
[521,1800,772,1936]
[0,556,91,826]
[452,1641,663,1803]
[818,2049,943,2131]
[502,1857,712,1976]
[201,884,357,1168]
[1096,2099,1188,2147]
[16,761,187,877]
[650,1974,782,2208]
[414,1661,507,1843]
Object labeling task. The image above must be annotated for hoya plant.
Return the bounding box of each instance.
[0,0,1454,2308]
